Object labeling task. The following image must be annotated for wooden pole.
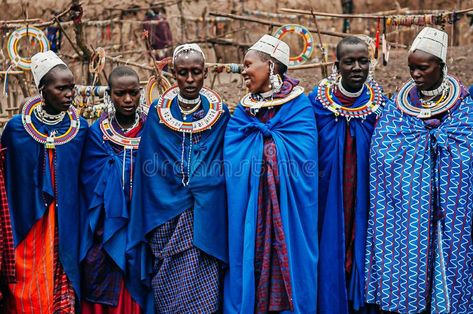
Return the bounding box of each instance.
[279,7,473,18]
[103,55,174,79]
[310,9,328,77]
[208,12,408,48]
[287,61,334,70]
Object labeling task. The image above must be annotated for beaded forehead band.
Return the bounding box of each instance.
[172,44,206,64]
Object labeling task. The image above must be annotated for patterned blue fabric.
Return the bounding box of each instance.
[126,95,229,312]
[149,209,221,313]
[365,86,473,313]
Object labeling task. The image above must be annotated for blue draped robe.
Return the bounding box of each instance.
[1,112,88,298]
[308,84,386,313]
[223,93,318,313]
[79,116,143,304]
[365,83,473,313]
[126,95,230,311]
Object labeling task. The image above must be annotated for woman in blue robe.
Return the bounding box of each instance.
[80,66,144,313]
[1,51,87,313]
[126,44,230,313]
[224,34,318,314]
[308,36,386,313]
[365,27,473,313]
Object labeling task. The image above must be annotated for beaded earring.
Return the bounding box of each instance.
[269,61,282,93]
[104,90,115,119]
[328,63,339,83]
[137,88,146,116]
[367,59,377,82]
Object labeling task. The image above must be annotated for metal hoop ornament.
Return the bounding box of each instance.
[89,47,106,75]
[7,26,50,70]
[273,24,314,67]
[145,75,172,108]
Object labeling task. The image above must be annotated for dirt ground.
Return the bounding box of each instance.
[211,44,473,110]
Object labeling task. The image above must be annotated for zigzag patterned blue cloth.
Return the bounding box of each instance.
[365,81,473,313]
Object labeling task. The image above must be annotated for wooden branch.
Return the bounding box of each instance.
[280,8,386,19]
[0,18,41,23]
[105,0,181,12]
[208,12,347,38]
[208,12,407,48]
[0,71,24,75]
[0,2,84,29]
[55,17,83,58]
[279,7,473,18]
[71,1,92,62]
[287,61,334,70]
[104,55,173,78]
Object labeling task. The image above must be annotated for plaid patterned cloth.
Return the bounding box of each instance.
[0,147,15,305]
[0,148,15,285]
[52,213,76,313]
[82,220,123,306]
[148,209,221,314]
[48,149,76,313]
[254,108,293,313]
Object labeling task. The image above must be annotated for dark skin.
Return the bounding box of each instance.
[408,49,443,94]
[173,51,207,110]
[41,68,75,115]
[241,50,273,94]
[336,43,370,93]
[110,75,141,129]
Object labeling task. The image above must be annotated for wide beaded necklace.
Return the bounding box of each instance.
[240,85,305,109]
[100,117,141,149]
[396,75,462,119]
[21,95,80,149]
[156,85,223,133]
[317,77,384,120]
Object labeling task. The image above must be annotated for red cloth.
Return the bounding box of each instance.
[254,108,293,313]
[124,120,143,138]
[0,147,15,285]
[334,87,358,277]
[0,147,15,305]
[81,280,141,314]
[6,149,76,313]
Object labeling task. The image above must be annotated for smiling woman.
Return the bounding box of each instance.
[224,35,318,313]
[1,50,88,313]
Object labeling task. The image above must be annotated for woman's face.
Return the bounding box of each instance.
[242,50,271,94]
[337,43,370,92]
[408,50,443,91]
[42,68,75,114]
[110,75,141,117]
[173,52,207,100]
